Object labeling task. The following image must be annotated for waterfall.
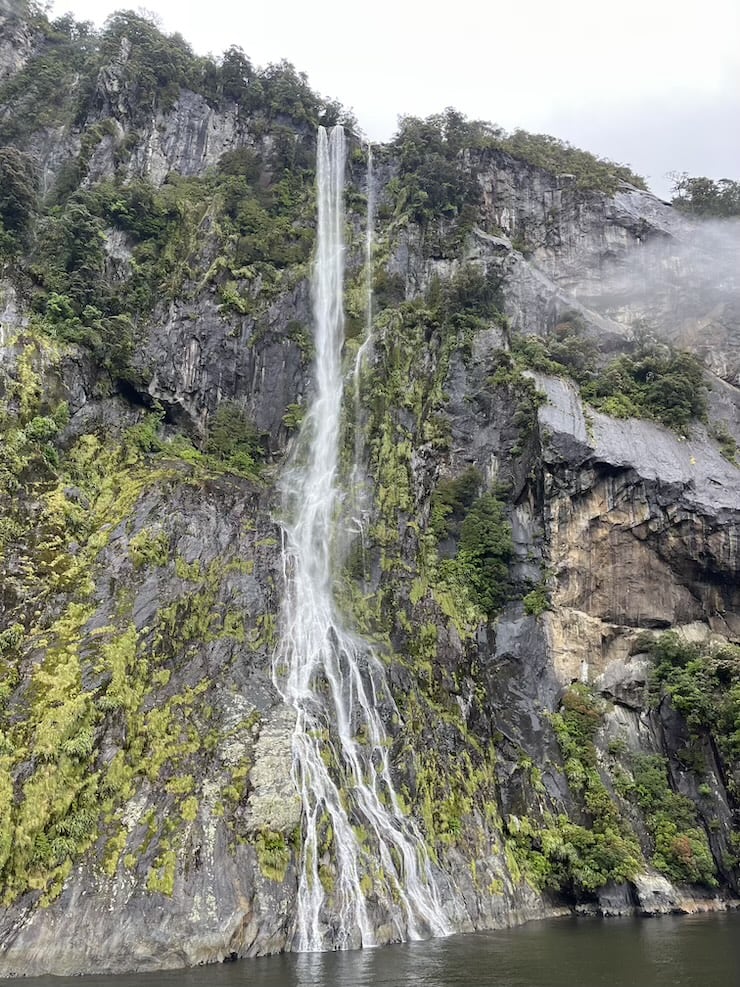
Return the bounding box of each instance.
[273,125,449,952]
[353,143,375,390]
[349,144,375,547]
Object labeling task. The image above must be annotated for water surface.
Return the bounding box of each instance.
[4,912,740,987]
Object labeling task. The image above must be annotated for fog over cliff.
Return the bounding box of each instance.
[574,216,740,383]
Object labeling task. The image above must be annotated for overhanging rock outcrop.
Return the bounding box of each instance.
[535,373,740,682]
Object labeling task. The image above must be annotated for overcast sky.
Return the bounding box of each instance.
[49,0,740,198]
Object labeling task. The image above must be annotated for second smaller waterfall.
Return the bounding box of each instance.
[350,144,375,535]
[354,143,375,385]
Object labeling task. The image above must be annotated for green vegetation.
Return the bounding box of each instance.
[582,347,707,430]
[455,494,513,617]
[146,849,177,896]
[363,266,502,554]
[619,754,716,886]
[391,110,646,213]
[205,401,263,475]
[407,739,501,857]
[2,2,735,921]
[0,147,38,252]
[344,266,515,634]
[508,685,642,896]
[0,348,70,509]
[0,11,99,145]
[334,263,520,869]
[507,810,640,894]
[514,682,720,892]
[0,9,348,146]
[510,324,708,431]
[429,467,482,541]
[23,159,316,383]
[671,173,740,218]
[497,129,646,193]
[281,403,305,430]
[389,109,481,254]
[523,584,550,616]
[128,528,170,570]
[647,633,740,771]
[488,349,548,455]
[711,423,738,464]
[0,329,271,904]
[99,13,212,122]
[255,829,291,882]
[123,406,264,482]
[386,110,644,258]
[0,7,353,393]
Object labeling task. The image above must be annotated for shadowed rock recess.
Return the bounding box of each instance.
[1,3,739,976]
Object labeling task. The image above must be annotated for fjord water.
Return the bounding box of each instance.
[6,914,740,987]
[272,125,448,950]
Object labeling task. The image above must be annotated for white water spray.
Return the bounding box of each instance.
[273,126,449,952]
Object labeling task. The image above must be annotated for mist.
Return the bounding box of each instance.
[571,216,740,384]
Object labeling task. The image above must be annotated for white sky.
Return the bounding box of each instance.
[49,0,740,197]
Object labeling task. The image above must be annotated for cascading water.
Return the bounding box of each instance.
[349,143,374,544]
[353,143,375,393]
[273,125,450,952]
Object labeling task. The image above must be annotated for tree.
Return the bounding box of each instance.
[220,46,253,103]
[458,494,513,615]
[670,172,740,218]
[0,147,37,250]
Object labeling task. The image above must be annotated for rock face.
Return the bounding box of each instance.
[463,148,740,387]
[0,1,34,84]
[539,374,740,650]
[139,286,310,443]
[0,7,739,977]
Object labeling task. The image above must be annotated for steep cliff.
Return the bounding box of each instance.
[0,4,739,976]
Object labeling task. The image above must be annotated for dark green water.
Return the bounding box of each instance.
[4,913,740,987]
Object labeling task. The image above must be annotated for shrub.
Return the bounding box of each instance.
[128,528,170,570]
[647,633,740,764]
[255,829,290,882]
[711,423,737,463]
[511,326,708,431]
[429,468,482,542]
[205,402,263,476]
[508,811,641,895]
[0,148,37,250]
[499,129,646,193]
[626,754,717,886]
[523,585,549,616]
[457,493,513,616]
